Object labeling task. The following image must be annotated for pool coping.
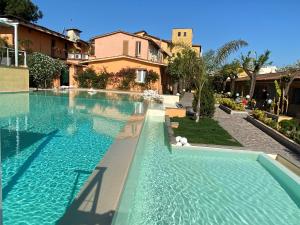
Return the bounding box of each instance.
[56,102,148,225]
[31,88,143,96]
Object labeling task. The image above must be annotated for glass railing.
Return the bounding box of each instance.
[67,53,89,60]
[0,47,27,67]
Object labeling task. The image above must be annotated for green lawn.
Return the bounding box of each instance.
[171,117,242,146]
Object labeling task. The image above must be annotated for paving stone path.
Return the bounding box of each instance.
[214,107,300,167]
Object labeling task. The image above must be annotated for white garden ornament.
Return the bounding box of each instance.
[180,137,188,145]
[175,136,182,142]
[175,136,190,147]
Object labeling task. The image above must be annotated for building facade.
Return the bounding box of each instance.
[0,16,90,88]
[235,72,300,117]
[0,18,202,93]
[83,29,201,93]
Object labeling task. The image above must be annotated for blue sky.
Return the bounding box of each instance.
[34,0,299,66]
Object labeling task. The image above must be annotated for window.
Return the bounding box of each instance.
[136,70,147,83]
[64,43,68,58]
[135,41,142,57]
[178,32,181,37]
[51,39,56,57]
[184,32,187,37]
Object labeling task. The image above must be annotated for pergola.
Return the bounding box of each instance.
[0,17,19,67]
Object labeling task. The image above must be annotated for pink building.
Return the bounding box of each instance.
[91,30,169,64]
[83,31,170,93]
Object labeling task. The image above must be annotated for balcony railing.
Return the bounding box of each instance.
[68,53,89,60]
[0,47,27,67]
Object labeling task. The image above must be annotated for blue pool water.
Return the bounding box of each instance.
[0,91,142,225]
[113,110,300,225]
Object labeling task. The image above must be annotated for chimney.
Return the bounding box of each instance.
[66,28,82,42]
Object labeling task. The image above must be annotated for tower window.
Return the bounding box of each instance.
[178,32,181,37]
[184,32,187,37]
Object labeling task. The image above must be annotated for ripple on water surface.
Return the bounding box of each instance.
[0,91,138,225]
[115,115,300,225]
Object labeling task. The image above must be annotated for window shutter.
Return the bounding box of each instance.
[135,42,138,56]
[123,40,129,55]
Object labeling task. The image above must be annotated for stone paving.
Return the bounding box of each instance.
[214,107,300,167]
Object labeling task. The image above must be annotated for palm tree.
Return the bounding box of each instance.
[168,40,247,122]
[184,40,248,122]
[218,60,243,94]
[241,50,272,99]
[215,40,248,65]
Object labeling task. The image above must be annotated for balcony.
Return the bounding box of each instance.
[68,53,89,60]
[0,47,27,67]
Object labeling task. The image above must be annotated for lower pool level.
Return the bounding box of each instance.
[0,91,143,225]
[113,109,300,225]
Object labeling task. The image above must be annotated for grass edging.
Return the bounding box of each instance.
[247,115,300,154]
[219,104,248,115]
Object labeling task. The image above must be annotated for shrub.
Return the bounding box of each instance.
[115,68,136,90]
[91,70,110,89]
[193,83,215,118]
[253,110,277,128]
[252,111,300,144]
[279,119,299,131]
[76,68,110,89]
[252,109,265,120]
[28,52,65,88]
[75,68,97,88]
[219,98,245,111]
[143,70,159,89]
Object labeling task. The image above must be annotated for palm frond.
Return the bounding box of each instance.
[215,40,248,65]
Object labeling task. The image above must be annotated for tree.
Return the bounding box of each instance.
[241,50,272,99]
[193,56,208,122]
[274,80,282,117]
[278,60,300,114]
[28,52,65,89]
[0,0,43,23]
[167,52,184,94]
[218,60,243,94]
[169,40,247,122]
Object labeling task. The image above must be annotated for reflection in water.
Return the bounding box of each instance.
[0,90,142,225]
[0,93,29,118]
[1,128,46,160]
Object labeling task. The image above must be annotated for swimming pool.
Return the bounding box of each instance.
[0,90,142,225]
[113,109,300,225]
